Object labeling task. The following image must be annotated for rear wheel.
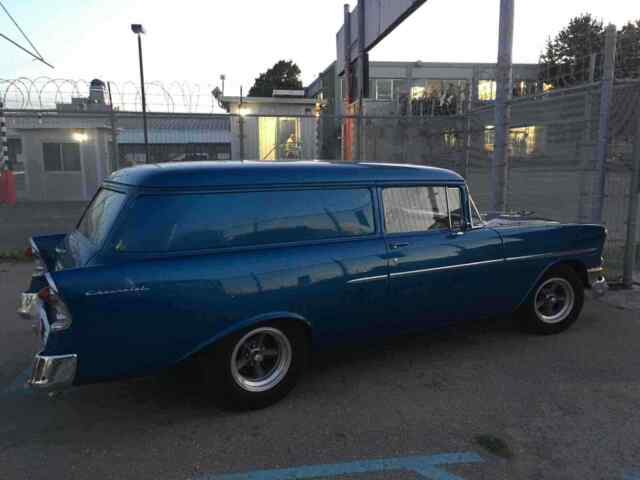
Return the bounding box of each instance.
[201,322,308,410]
[519,265,584,335]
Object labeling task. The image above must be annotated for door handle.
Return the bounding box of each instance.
[390,242,409,250]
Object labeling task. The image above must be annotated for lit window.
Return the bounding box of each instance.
[484,125,538,156]
[478,80,496,101]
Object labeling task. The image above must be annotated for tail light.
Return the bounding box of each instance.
[25,246,33,258]
[38,286,73,332]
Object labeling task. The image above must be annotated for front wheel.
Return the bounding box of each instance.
[200,322,308,410]
[519,265,584,335]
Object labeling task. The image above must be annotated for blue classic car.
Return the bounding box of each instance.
[18,161,608,409]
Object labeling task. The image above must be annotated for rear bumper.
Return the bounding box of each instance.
[588,267,608,297]
[28,354,77,391]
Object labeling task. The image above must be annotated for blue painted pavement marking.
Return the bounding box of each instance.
[195,452,484,480]
[1,367,32,398]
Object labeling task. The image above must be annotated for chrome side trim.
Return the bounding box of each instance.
[347,274,388,285]
[506,248,598,263]
[389,258,504,279]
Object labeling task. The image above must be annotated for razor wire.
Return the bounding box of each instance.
[0,77,220,113]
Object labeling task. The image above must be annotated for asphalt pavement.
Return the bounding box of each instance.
[1,261,639,480]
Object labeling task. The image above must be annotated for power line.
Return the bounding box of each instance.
[0,0,54,69]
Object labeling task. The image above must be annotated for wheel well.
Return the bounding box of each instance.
[272,318,313,345]
[556,260,589,288]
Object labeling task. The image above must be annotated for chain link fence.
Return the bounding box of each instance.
[1,68,639,283]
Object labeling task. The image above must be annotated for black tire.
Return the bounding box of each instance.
[200,321,309,410]
[518,265,584,335]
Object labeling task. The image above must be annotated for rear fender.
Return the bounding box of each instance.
[184,311,312,361]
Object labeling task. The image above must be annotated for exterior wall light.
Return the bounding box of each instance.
[72,131,89,143]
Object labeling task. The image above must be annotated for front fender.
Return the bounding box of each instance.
[182,311,311,362]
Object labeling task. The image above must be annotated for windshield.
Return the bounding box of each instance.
[76,188,127,245]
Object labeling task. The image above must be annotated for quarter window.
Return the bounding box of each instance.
[383,187,451,234]
[114,189,375,253]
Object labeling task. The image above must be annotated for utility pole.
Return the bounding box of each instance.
[355,0,367,162]
[107,82,119,172]
[492,0,514,213]
[592,24,617,224]
[131,24,149,163]
[343,3,352,161]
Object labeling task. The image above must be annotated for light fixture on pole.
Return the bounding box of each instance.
[131,23,149,163]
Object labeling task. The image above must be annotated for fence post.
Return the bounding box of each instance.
[462,82,473,179]
[492,0,514,213]
[0,100,8,170]
[578,53,598,223]
[592,24,617,223]
[622,97,640,287]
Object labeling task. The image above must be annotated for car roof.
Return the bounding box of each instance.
[105,161,465,189]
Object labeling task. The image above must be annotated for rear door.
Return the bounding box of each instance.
[381,184,504,330]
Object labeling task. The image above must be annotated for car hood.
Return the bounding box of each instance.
[483,212,560,228]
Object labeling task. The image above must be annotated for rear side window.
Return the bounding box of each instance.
[77,188,127,245]
[383,187,450,234]
[113,189,375,253]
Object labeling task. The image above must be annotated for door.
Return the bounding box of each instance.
[381,185,504,330]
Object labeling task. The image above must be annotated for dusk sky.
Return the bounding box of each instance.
[0,0,637,103]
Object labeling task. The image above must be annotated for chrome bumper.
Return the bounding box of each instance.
[28,354,77,391]
[588,267,609,297]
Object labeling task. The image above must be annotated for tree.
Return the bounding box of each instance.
[540,14,640,87]
[617,20,640,79]
[248,60,303,97]
[540,14,604,87]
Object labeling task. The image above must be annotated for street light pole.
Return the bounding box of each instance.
[131,24,149,163]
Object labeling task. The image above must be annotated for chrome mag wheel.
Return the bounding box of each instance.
[230,327,292,393]
[534,277,576,324]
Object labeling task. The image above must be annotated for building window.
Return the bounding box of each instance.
[376,79,393,101]
[259,117,302,161]
[410,80,468,116]
[43,143,81,172]
[484,126,538,156]
[478,80,497,101]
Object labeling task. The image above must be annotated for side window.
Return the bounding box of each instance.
[113,189,375,253]
[447,187,464,230]
[383,187,450,234]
